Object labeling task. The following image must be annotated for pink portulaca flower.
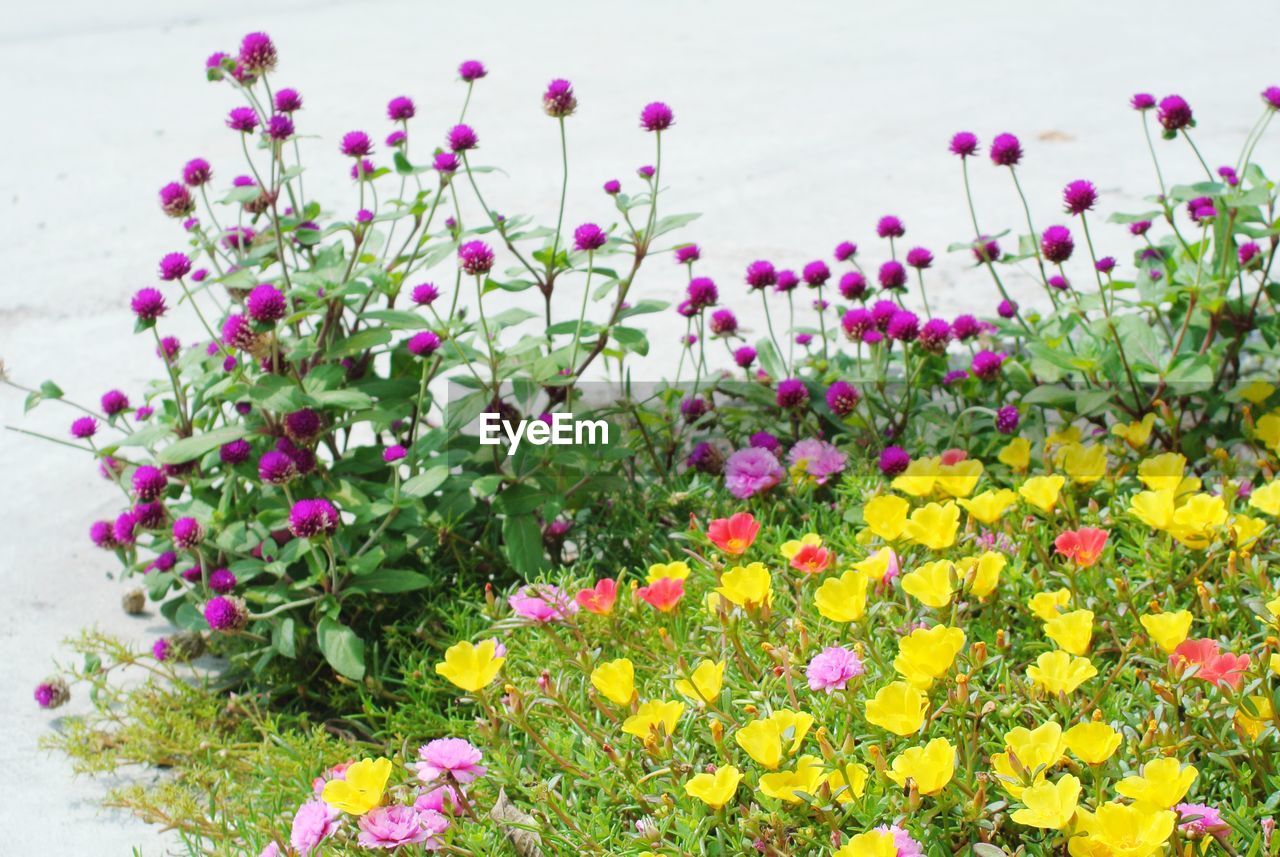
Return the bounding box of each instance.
[788,438,847,486]
[724,447,785,499]
[508,584,578,623]
[357,805,449,850]
[806,646,864,693]
[416,737,487,784]
[290,799,339,856]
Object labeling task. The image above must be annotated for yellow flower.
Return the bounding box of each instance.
[1064,722,1121,765]
[892,456,940,497]
[1027,650,1097,695]
[814,569,869,622]
[769,709,815,753]
[1168,493,1227,549]
[1111,413,1156,449]
[903,502,960,550]
[757,755,825,803]
[1138,452,1188,492]
[1011,774,1081,830]
[1139,611,1192,652]
[833,831,898,857]
[646,561,690,583]
[1239,379,1277,405]
[1257,412,1280,452]
[1249,480,1280,517]
[901,560,956,608]
[435,639,505,693]
[1046,425,1082,447]
[957,551,1006,598]
[992,721,1066,796]
[957,489,1018,525]
[1235,696,1274,741]
[894,624,965,688]
[852,546,899,581]
[716,562,772,609]
[1268,594,1280,620]
[674,659,725,705]
[780,533,822,559]
[1271,653,1280,676]
[1115,757,1197,809]
[999,437,1032,471]
[1028,588,1071,622]
[1044,609,1094,656]
[888,738,955,795]
[825,762,869,804]
[590,657,635,706]
[936,458,984,498]
[1058,443,1107,484]
[1069,802,1175,857]
[1020,475,1066,513]
[863,495,910,541]
[684,765,742,809]
[864,681,928,736]
[621,699,685,739]
[321,757,392,815]
[734,710,813,768]
[1129,488,1175,531]
[1231,514,1267,549]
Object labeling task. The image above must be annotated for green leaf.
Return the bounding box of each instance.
[502,514,546,575]
[316,617,366,680]
[402,465,450,498]
[330,328,392,358]
[611,326,649,356]
[343,568,432,594]
[39,381,65,399]
[156,425,249,465]
[312,389,374,410]
[273,618,297,658]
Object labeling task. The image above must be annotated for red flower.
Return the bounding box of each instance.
[1170,638,1250,689]
[574,578,617,615]
[707,512,760,556]
[636,577,685,613]
[1054,527,1109,568]
[789,543,834,575]
[939,448,968,466]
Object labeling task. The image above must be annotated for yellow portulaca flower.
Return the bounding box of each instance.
[1111,413,1156,449]
[590,657,635,706]
[674,659,724,705]
[321,757,393,815]
[999,436,1032,471]
[1138,610,1192,653]
[1267,594,1280,620]
[901,559,956,608]
[1256,412,1280,452]
[757,755,825,803]
[957,551,1006,598]
[957,489,1018,525]
[1028,588,1071,622]
[814,569,869,622]
[833,831,898,857]
[435,639,505,693]
[1138,452,1188,492]
[621,699,685,739]
[646,560,690,583]
[1249,480,1280,517]
[1238,379,1276,405]
[1046,425,1082,447]
[1168,493,1227,549]
[716,562,772,609]
[936,458,984,498]
[903,502,960,550]
[893,624,965,688]
[1231,514,1266,549]
[1069,802,1175,857]
[864,681,928,736]
[1058,443,1107,484]
[992,721,1066,797]
[735,710,813,768]
[1115,757,1197,809]
[1027,650,1097,695]
[1064,721,1121,765]
[1020,475,1066,513]
[888,738,955,795]
[1044,609,1094,656]
[863,495,910,541]
[684,764,741,809]
[892,456,940,497]
[780,533,822,559]
[1129,488,1176,531]
[770,709,815,753]
[1235,696,1274,741]
[825,762,869,804]
[1011,774,1081,830]
[852,546,898,581]
[1271,653,1280,676]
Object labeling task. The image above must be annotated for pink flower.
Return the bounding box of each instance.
[787,438,848,485]
[636,577,686,612]
[290,799,338,856]
[574,578,618,615]
[258,845,281,857]
[416,738,487,784]
[790,543,834,575]
[357,805,449,850]
[724,447,785,499]
[1177,803,1230,839]
[806,646,864,693]
[1054,527,1109,568]
[311,760,352,795]
[707,512,760,555]
[508,584,578,622]
[414,785,462,814]
[875,825,924,857]
[1170,639,1250,689]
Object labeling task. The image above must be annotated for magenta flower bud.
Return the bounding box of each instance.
[223,226,256,250]
[458,59,487,82]
[208,568,237,594]
[458,240,495,275]
[636,164,655,179]
[1217,165,1239,186]
[33,678,69,710]
[951,314,981,340]
[997,299,1018,319]
[795,332,813,347]
[1048,275,1070,291]
[407,331,442,357]
[274,88,302,113]
[383,445,407,463]
[834,241,858,262]
[386,130,407,148]
[133,500,167,530]
[543,79,577,117]
[1157,95,1193,132]
[877,260,907,290]
[680,397,709,423]
[745,260,777,290]
[135,406,153,421]
[258,450,298,485]
[266,114,294,141]
[989,132,1023,166]
[774,269,799,293]
[838,271,868,301]
[221,314,257,352]
[226,106,259,133]
[776,378,809,409]
[971,349,1005,379]
[949,131,979,158]
[70,416,97,439]
[172,517,204,549]
[574,223,608,252]
[886,311,919,342]
[919,318,952,352]
[182,158,212,187]
[973,236,1002,264]
[90,520,118,549]
[1063,180,1098,215]
[246,283,287,323]
[878,446,910,477]
[340,130,373,157]
[1261,86,1280,111]
[996,405,1020,434]
[1040,225,1074,263]
[100,389,130,416]
[159,182,195,218]
[686,277,718,309]
[640,101,674,132]
[152,638,171,661]
[710,309,738,336]
[113,510,138,545]
[156,336,181,363]
[875,215,905,239]
[158,252,192,281]
[1131,93,1156,111]
[238,32,277,73]
[802,260,831,286]
[204,595,248,631]
[132,465,168,500]
[221,439,251,464]
[288,498,341,538]
[825,381,860,416]
[284,408,322,443]
[841,308,872,340]
[1239,241,1263,269]
[905,247,933,269]
[433,151,459,174]
[603,179,621,195]
[870,300,898,331]
[349,159,376,180]
[411,283,440,305]
[733,345,757,368]
[675,244,701,265]
[387,96,416,121]
[447,124,478,152]
[1095,257,1117,274]
[749,432,780,453]
[687,441,722,474]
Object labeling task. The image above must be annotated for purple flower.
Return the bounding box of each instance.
[223,226,256,249]
[132,465,168,500]
[133,501,167,530]
[113,510,138,545]
[637,164,655,179]
[1063,180,1097,215]
[733,345,757,368]
[971,349,1005,380]
[675,244,701,265]
[182,158,212,187]
[876,215,905,239]
[258,450,298,485]
[1176,803,1229,839]
[640,101,674,132]
[208,568,237,594]
[687,441,722,474]
[152,638,171,661]
[266,114,294,141]
[949,131,979,158]
[173,517,204,549]
[1131,92,1156,111]
[806,646,864,692]
[776,378,809,409]
[458,59,487,82]
[834,240,858,262]
[905,246,933,269]
[90,520,117,549]
[989,133,1023,166]
[227,106,259,133]
[826,381,860,416]
[387,96,416,121]
[358,805,448,850]
[386,130,407,148]
[919,318,952,353]
[1041,225,1074,263]
[878,260,907,290]
[101,389,130,416]
[745,260,777,290]
[1261,86,1280,111]
[710,309,738,336]
[70,416,97,439]
[1239,241,1262,269]
[339,132,373,160]
[204,596,247,631]
[687,277,719,309]
[274,88,303,113]
[1048,275,1070,291]
[509,585,577,623]
[878,446,910,477]
[238,32,277,73]
[603,179,622,195]
[291,800,339,855]
[433,151,460,174]
[973,235,1001,264]
[158,252,192,281]
[1095,256,1117,274]
[412,283,440,305]
[159,182,195,218]
[33,678,69,710]
[951,313,980,340]
[284,408,322,443]
[288,499,341,539]
[802,260,831,286]
[1158,95,1193,132]
[996,405,1020,434]
[407,331,442,357]
[838,271,868,301]
[795,333,813,347]
[1218,165,1239,186]
[749,432,780,453]
[383,445,407,463]
[458,240,494,275]
[887,311,920,342]
[871,299,899,331]
[724,447,785,499]
[222,314,257,351]
[943,369,969,386]
[997,299,1018,319]
[573,223,608,252]
[447,124,478,152]
[221,439,251,464]
[789,438,847,485]
[543,79,577,117]
[245,283,287,324]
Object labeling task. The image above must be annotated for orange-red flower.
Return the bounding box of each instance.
[939,448,968,465]
[789,543,833,575]
[1170,638,1250,689]
[1053,527,1109,568]
[574,578,618,615]
[637,576,685,612]
[707,512,760,556]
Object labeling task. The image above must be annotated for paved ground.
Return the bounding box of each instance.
[3,0,1277,852]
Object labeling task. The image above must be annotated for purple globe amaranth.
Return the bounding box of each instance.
[208,568,237,594]
[386,130,407,148]
[33,678,69,710]
[776,378,809,409]
[886,311,919,342]
[158,252,192,281]
[340,130,373,157]
[1131,92,1156,111]
[640,101,674,132]
[1157,95,1194,132]
[943,369,969,386]
[284,408,322,443]
[172,517,204,550]
[573,223,608,252]
[951,313,981,340]
[825,381,860,417]
[101,389,130,416]
[289,498,341,538]
[150,551,177,573]
[709,309,738,336]
[1041,225,1074,263]
[802,260,831,286]
[447,124,478,152]
[274,88,303,113]
[749,432,780,453]
[1261,86,1280,111]
[745,260,777,290]
[238,32,277,73]
[457,240,494,275]
[407,331,442,357]
[989,133,1023,166]
[266,114,294,141]
[680,397,709,422]
[878,446,910,477]
[686,277,719,309]
[433,151,460,174]
[258,450,298,485]
[157,336,181,362]
[838,271,868,300]
[90,520,118,549]
[973,235,1001,264]
[772,268,799,293]
[870,299,899,331]
[996,405,1020,434]
[795,333,813,347]
[113,510,138,545]
[1217,165,1239,186]
[133,501,167,530]
[132,465,168,500]
[182,158,212,187]
[221,314,258,351]
[387,96,416,121]
[277,437,316,475]
[222,226,255,250]
[542,79,577,117]
[411,282,440,305]
[1095,256,1117,274]
[733,345,757,368]
[383,444,407,463]
[876,215,905,239]
[997,299,1018,319]
[247,283,287,323]
[687,441,723,475]
[204,596,248,632]
[1063,180,1097,215]
[674,244,701,265]
[70,416,97,439]
[1129,220,1153,236]
[152,638,171,661]
[1048,274,1070,291]
[226,106,259,133]
[971,349,1006,380]
[349,159,376,181]
[877,260,907,290]
[919,318,952,353]
[220,438,252,464]
[1239,241,1263,269]
[841,307,873,340]
[636,164,655,179]
[603,179,621,195]
[833,240,858,262]
[675,300,697,319]
[905,246,933,269]
[458,59,487,82]
[949,131,979,157]
[159,182,195,218]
